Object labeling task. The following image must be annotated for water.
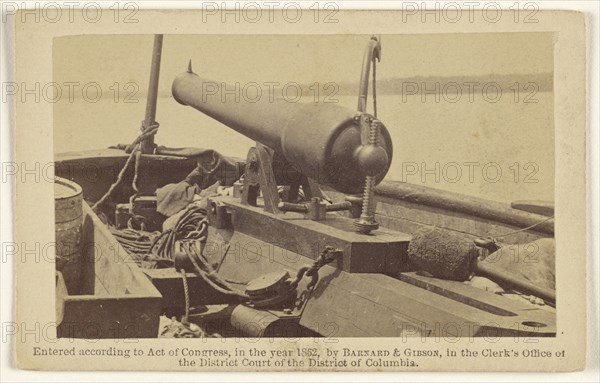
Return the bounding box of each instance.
[54,92,554,204]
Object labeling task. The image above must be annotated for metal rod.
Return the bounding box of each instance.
[475,261,556,305]
[325,201,352,212]
[278,202,309,213]
[141,34,163,154]
[356,35,381,113]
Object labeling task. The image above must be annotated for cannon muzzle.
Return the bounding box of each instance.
[172,69,393,194]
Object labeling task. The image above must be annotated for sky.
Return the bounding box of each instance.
[53,33,554,92]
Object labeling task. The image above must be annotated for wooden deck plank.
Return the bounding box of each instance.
[300,267,555,337]
[56,203,162,339]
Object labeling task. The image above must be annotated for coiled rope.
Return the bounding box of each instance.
[148,205,208,261]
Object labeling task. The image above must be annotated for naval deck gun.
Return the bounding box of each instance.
[171,36,411,276]
[167,37,555,338]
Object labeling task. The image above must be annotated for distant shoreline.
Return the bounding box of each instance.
[60,73,553,100]
[152,73,554,98]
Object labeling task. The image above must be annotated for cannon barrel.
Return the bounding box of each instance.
[172,69,393,194]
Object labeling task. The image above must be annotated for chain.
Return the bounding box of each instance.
[290,246,341,291]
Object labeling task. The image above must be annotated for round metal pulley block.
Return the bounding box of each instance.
[245,270,293,308]
[246,270,290,295]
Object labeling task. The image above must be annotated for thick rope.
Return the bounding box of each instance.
[148,206,207,261]
[125,123,159,153]
[182,244,248,300]
[92,124,158,211]
[132,150,142,194]
[92,144,140,211]
[180,268,190,324]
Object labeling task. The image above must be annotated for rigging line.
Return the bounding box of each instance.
[93,125,159,211]
[493,215,554,238]
[91,143,139,211]
[386,214,553,240]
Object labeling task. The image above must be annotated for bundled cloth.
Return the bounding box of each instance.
[485,238,555,290]
[154,147,242,217]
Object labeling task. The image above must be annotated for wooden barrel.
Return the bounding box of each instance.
[55,177,83,294]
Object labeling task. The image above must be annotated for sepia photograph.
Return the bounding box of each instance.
[6,6,592,375]
[53,32,557,341]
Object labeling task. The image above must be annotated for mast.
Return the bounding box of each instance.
[141,34,163,154]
